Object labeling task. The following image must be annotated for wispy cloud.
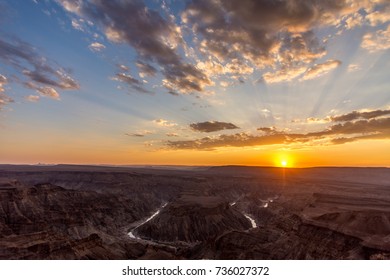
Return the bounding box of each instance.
[0,36,79,101]
[24,82,61,100]
[301,60,341,81]
[136,61,157,78]
[56,0,390,90]
[153,119,177,127]
[0,74,7,93]
[181,0,354,84]
[362,25,390,52]
[36,86,60,100]
[125,130,153,137]
[26,95,40,102]
[263,66,307,84]
[331,109,390,122]
[111,72,151,94]
[57,0,211,94]
[71,18,84,31]
[166,132,179,137]
[348,63,360,72]
[88,42,106,52]
[0,93,14,110]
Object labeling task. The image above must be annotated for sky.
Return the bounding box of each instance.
[0,0,389,167]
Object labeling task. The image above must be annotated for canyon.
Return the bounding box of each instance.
[0,164,389,259]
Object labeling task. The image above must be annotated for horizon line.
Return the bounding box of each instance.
[0,163,388,169]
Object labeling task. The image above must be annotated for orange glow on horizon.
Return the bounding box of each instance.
[274,153,294,168]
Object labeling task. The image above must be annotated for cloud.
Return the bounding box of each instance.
[111,72,151,94]
[190,121,240,133]
[263,66,307,83]
[344,12,364,29]
[362,24,390,52]
[301,60,341,81]
[153,119,177,127]
[366,6,390,26]
[117,64,129,72]
[167,109,390,150]
[0,74,7,92]
[71,18,84,31]
[24,82,61,100]
[306,117,331,124]
[136,61,157,78]
[26,95,40,102]
[88,42,106,52]
[182,0,353,80]
[37,87,60,100]
[0,93,14,109]
[167,132,287,150]
[348,63,360,72]
[125,130,153,137]
[292,109,390,124]
[331,109,390,122]
[0,36,79,99]
[166,132,179,137]
[257,126,279,134]
[57,0,211,94]
[55,0,390,90]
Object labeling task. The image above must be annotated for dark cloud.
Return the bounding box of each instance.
[331,109,390,122]
[0,36,79,99]
[23,69,79,90]
[302,117,390,138]
[58,0,211,94]
[190,121,239,132]
[167,133,287,150]
[112,72,152,94]
[168,116,390,150]
[295,109,390,124]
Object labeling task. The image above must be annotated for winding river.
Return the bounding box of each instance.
[128,202,167,239]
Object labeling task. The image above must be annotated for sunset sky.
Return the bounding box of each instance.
[0,0,389,167]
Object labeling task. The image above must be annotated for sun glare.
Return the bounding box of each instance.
[274,154,293,167]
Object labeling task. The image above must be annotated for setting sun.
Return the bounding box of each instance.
[274,154,293,168]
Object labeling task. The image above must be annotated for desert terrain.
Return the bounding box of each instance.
[0,164,389,259]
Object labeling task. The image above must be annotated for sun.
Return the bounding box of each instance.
[274,154,294,168]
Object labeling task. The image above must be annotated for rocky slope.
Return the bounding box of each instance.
[0,165,389,259]
[134,194,251,243]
